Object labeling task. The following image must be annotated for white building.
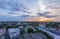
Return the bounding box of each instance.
[8,28,20,39]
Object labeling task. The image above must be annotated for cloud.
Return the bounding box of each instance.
[0,0,31,14]
[0,0,60,21]
[0,15,30,21]
[38,12,58,18]
[38,0,60,21]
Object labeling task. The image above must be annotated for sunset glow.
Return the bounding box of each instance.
[24,17,55,22]
[0,0,60,22]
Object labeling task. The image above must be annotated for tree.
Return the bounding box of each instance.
[27,28,33,33]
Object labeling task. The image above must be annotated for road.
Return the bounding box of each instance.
[36,26,60,36]
[23,33,46,39]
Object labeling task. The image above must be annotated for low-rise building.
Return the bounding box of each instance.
[0,28,6,39]
[39,23,46,28]
[8,28,20,39]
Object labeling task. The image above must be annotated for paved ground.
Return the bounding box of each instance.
[23,33,46,39]
[23,33,33,39]
[31,33,46,39]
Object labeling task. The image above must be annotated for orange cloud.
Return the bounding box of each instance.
[24,17,55,22]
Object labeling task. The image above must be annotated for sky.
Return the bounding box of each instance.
[0,0,60,22]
